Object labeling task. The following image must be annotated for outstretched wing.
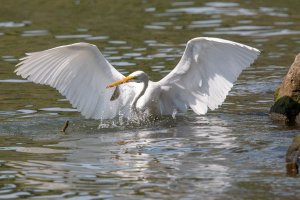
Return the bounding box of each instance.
[158,37,260,115]
[15,43,137,119]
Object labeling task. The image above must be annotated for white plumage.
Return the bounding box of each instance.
[15,37,260,119]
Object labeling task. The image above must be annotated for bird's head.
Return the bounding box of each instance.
[106,71,148,88]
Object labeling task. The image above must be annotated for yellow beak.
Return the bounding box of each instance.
[106,75,135,88]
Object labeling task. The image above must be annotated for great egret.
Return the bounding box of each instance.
[15,37,260,120]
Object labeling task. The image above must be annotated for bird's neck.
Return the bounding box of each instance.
[132,80,148,110]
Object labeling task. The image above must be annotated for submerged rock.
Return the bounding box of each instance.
[270,53,300,124]
[286,134,300,176]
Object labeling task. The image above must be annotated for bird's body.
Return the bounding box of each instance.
[15,37,260,120]
[135,81,161,117]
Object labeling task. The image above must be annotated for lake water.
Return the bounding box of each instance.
[1,0,300,199]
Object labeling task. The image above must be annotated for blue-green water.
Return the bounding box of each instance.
[0,0,300,199]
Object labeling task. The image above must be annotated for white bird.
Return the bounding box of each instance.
[15,37,260,120]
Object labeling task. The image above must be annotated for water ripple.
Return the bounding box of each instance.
[188,19,222,28]
[85,35,109,40]
[0,79,29,83]
[55,34,91,39]
[0,21,30,28]
[167,6,256,16]
[21,30,49,37]
[39,107,78,112]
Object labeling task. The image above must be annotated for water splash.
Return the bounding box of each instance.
[98,112,178,130]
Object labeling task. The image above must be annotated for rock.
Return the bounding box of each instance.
[296,113,300,124]
[270,53,300,124]
[286,134,300,176]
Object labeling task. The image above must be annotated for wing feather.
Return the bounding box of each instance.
[15,42,137,119]
[158,37,260,115]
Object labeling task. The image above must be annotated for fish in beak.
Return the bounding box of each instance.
[106,75,135,88]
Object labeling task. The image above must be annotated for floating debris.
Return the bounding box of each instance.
[60,121,69,133]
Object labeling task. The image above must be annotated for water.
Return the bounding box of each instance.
[1,0,300,199]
